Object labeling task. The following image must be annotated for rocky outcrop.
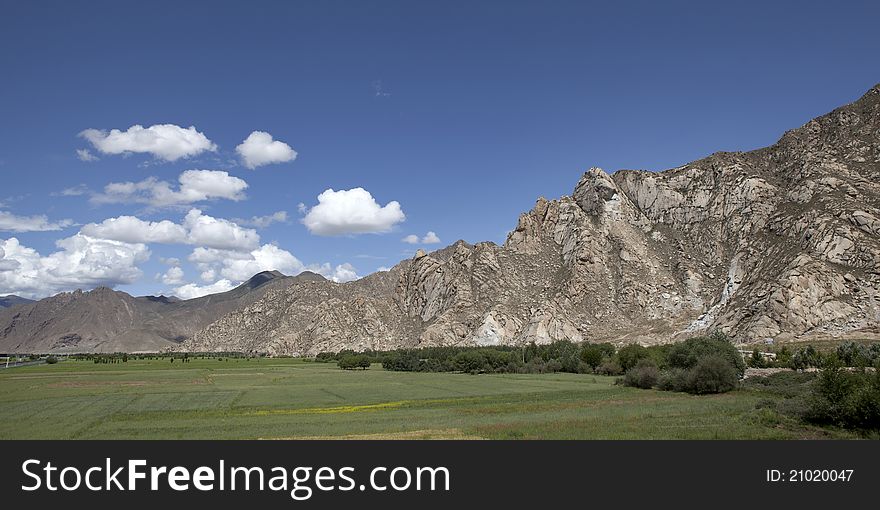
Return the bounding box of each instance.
[8,85,880,355]
[179,85,880,355]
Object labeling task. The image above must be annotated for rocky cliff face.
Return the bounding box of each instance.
[182,85,880,355]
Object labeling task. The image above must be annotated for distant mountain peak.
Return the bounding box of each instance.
[0,295,35,309]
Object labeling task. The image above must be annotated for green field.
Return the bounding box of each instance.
[0,358,855,439]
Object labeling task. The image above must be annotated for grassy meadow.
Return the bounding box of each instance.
[0,358,856,439]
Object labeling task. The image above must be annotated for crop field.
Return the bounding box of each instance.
[0,358,856,439]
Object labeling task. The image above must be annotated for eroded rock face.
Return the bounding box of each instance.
[182,84,880,355]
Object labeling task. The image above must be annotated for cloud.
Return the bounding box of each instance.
[79,124,217,162]
[189,244,303,282]
[0,211,74,233]
[81,209,259,252]
[183,209,260,251]
[301,188,405,236]
[236,131,297,169]
[376,266,391,272]
[187,243,359,285]
[0,235,149,299]
[160,266,185,285]
[92,170,248,208]
[316,262,359,283]
[172,279,236,300]
[233,211,288,228]
[200,268,216,282]
[160,257,181,266]
[57,184,90,197]
[81,216,187,244]
[76,149,98,162]
[402,231,441,245]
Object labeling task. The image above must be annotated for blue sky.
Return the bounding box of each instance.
[1,0,878,299]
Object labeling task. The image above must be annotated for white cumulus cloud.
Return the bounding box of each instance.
[79,124,217,162]
[160,266,185,285]
[81,209,259,252]
[301,188,405,236]
[236,131,297,169]
[402,231,441,245]
[188,244,303,282]
[92,170,248,208]
[172,279,237,300]
[0,235,149,299]
[187,244,359,286]
[183,209,260,251]
[310,262,359,283]
[81,216,187,244]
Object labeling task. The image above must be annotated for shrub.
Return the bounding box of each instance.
[454,350,489,374]
[836,341,872,367]
[596,358,623,376]
[804,362,880,430]
[748,349,766,368]
[580,343,613,369]
[789,345,822,371]
[684,355,739,394]
[338,354,370,370]
[622,360,660,389]
[617,344,649,372]
[667,333,745,377]
[45,355,58,365]
[658,368,688,392]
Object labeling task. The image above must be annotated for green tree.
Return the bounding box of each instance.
[617,344,649,372]
[667,334,745,377]
[454,350,488,374]
[684,355,738,394]
[790,345,821,371]
[580,345,605,370]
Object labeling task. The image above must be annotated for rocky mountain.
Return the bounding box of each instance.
[0,271,303,352]
[3,85,879,355]
[181,85,880,355]
[0,295,34,309]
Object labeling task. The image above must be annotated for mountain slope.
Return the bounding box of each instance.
[0,295,34,309]
[0,271,301,352]
[182,85,880,355]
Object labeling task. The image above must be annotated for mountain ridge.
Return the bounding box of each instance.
[182,83,880,355]
[2,84,878,354]
[0,270,292,352]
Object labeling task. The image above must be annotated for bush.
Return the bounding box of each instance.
[454,350,489,374]
[580,343,613,370]
[836,341,875,367]
[658,368,688,392]
[617,344,649,372]
[789,345,822,371]
[683,355,739,394]
[622,360,660,389]
[45,355,58,365]
[804,362,880,430]
[748,349,766,368]
[666,333,745,377]
[596,358,623,376]
[338,355,370,370]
